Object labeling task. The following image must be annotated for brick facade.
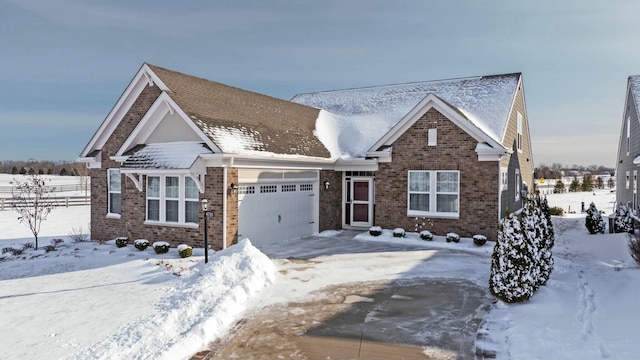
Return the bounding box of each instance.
[90,84,234,250]
[319,170,342,231]
[373,108,500,240]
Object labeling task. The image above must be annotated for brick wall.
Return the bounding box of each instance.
[90,84,230,250]
[319,170,342,231]
[374,108,500,240]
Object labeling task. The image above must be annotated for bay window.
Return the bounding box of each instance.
[145,175,200,225]
[408,170,459,217]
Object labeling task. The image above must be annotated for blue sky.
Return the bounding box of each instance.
[1,0,639,167]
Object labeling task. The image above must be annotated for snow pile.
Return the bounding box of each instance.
[67,239,276,360]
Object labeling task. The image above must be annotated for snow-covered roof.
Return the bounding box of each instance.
[121,142,212,170]
[147,64,331,159]
[292,74,520,158]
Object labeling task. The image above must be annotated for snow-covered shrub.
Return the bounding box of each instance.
[42,245,56,252]
[538,196,555,286]
[134,239,150,251]
[446,233,460,243]
[115,237,129,248]
[490,212,536,303]
[420,230,433,241]
[393,228,405,238]
[22,242,34,249]
[51,238,64,246]
[614,203,634,233]
[585,202,605,234]
[153,241,170,254]
[628,235,640,265]
[369,226,382,236]
[178,244,193,258]
[473,235,487,246]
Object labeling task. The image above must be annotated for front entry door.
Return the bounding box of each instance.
[350,178,373,227]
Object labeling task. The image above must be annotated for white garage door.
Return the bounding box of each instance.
[237,182,317,247]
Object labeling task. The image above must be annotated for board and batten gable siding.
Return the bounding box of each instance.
[499,79,532,217]
[617,87,640,209]
[374,108,500,240]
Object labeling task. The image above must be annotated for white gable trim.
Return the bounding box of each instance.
[369,93,508,158]
[115,93,220,156]
[499,75,522,143]
[79,64,170,158]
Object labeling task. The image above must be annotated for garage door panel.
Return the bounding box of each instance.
[238,182,316,247]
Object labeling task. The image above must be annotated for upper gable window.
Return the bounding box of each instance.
[517,112,523,152]
[627,117,631,156]
[515,169,521,201]
[428,128,437,147]
[108,169,121,217]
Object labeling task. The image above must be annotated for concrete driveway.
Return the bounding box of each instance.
[207,231,494,359]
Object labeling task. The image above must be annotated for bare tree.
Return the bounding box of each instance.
[73,163,90,199]
[11,174,56,250]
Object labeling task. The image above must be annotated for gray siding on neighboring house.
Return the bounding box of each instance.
[617,88,640,210]
[499,80,531,218]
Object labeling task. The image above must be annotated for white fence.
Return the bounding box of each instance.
[0,195,90,211]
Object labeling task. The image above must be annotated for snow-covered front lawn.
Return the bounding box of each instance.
[1,189,639,359]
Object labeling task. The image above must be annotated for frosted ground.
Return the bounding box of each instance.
[0,186,638,359]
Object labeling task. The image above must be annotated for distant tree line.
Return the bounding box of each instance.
[534,163,614,179]
[0,160,88,177]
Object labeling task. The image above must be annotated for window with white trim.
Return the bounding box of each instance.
[515,169,521,201]
[147,176,160,221]
[517,112,523,151]
[627,171,631,189]
[627,117,631,156]
[108,169,121,215]
[185,177,199,223]
[428,128,437,146]
[408,170,459,217]
[501,167,508,191]
[146,175,200,225]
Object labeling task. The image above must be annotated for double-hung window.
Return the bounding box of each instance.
[408,170,459,217]
[108,169,121,216]
[515,169,521,201]
[146,175,200,226]
[517,112,523,152]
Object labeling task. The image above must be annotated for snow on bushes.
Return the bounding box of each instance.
[614,203,634,233]
[153,241,170,254]
[585,202,606,234]
[369,226,382,236]
[393,228,405,238]
[134,239,150,251]
[420,230,433,241]
[490,195,555,302]
[178,244,193,258]
[446,233,460,243]
[473,235,487,246]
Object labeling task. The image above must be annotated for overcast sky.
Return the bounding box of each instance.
[1,0,639,167]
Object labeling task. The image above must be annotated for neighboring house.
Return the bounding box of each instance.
[617,75,640,211]
[78,64,534,249]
